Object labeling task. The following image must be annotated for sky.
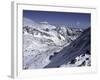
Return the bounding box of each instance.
[23,10,91,28]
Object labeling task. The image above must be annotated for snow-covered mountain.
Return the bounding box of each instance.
[23,18,84,69]
[44,28,91,68]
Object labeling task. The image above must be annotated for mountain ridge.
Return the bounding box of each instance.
[23,17,90,69]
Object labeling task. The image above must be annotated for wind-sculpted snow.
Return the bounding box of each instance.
[23,18,85,69]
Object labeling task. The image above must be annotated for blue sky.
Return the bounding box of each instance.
[23,10,91,28]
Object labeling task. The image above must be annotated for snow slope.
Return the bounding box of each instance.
[44,28,91,68]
